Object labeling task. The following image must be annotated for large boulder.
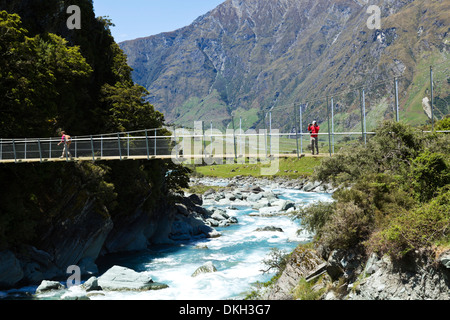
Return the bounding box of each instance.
[303,181,322,192]
[97,266,168,291]
[35,280,65,294]
[191,261,217,277]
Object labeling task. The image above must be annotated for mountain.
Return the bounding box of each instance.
[120,0,449,131]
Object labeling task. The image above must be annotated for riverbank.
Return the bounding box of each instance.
[193,156,323,179]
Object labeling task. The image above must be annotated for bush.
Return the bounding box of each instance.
[304,121,449,262]
[313,121,424,184]
[435,116,450,131]
[293,201,335,238]
[410,151,450,202]
[317,201,373,252]
[368,187,450,259]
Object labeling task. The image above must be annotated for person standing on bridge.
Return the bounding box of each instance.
[308,121,320,155]
[58,131,73,160]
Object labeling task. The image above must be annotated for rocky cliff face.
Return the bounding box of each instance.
[120,0,449,130]
[0,178,218,290]
[257,246,450,300]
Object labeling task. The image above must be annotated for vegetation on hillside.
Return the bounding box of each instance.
[294,119,450,260]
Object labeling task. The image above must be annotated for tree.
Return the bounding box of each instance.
[0,11,92,138]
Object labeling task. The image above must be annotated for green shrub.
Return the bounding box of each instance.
[313,121,424,184]
[368,187,450,259]
[293,201,335,238]
[435,116,450,131]
[410,151,450,202]
[317,201,373,252]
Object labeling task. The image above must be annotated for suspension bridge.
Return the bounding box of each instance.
[0,127,354,164]
[1,125,446,165]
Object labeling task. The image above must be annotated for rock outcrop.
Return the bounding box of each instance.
[0,190,222,290]
[260,245,450,300]
[261,246,326,300]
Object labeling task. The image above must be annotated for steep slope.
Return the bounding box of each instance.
[120,0,449,131]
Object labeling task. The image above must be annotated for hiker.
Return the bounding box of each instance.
[58,131,73,159]
[308,121,320,155]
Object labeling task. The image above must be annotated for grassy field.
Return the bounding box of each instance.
[193,156,324,179]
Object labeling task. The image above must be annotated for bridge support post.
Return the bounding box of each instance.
[90,135,95,161]
[430,66,434,132]
[231,116,237,161]
[294,104,299,159]
[38,138,42,163]
[300,104,304,154]
[331,97,335,154]
[360,88,367,146]
[154,130,157,156]
[12,140,17,163]
[395,77,399,122]
[145,129,150,160]
[117,133,122,160]
[327,96,332,157]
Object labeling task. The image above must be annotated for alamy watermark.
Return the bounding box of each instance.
[366,5,381,30]
[171,121,280,176]
[66,265,81,288]
[66,5,81,30]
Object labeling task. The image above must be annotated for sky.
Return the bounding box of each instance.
[93,0,226,42]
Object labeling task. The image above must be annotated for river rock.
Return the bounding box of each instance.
[255,226,284,232]
[252,199,270,210]
[97,266,168,291]
[188,194,203,206]
[281,200,295,211]
[36,280,65,294]
[303,181,322,192]
[206,218,219,227]
[191,261,217,277]
[211,211,228,221]
[61,286,90,300]
[81,276,102,292]
[439,250,450,269]
[247,193,263,202]
[175,203,190,216]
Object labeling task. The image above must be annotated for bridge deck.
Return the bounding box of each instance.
[0,153,329,164]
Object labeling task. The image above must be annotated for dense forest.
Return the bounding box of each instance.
[0,1,188,250]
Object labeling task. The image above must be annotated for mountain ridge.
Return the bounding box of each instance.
[120,0,449,131]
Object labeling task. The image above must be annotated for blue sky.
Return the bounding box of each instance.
[93,0,225,42]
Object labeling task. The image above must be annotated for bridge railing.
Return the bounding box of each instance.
[0,129,172,163]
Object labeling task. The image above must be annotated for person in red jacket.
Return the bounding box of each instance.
[308,121,320,155]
